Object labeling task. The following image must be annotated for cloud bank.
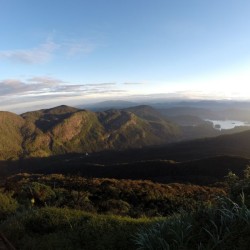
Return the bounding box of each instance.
[0,76,127,113]
[0,77,123,97]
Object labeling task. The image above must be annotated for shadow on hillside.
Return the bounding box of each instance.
[0,149,249,185]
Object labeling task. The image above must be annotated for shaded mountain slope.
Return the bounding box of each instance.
[123,105,181,140]
[21,105,79,132]
[84,129,250,164]
[164,115,205,126]
[163,129,250,160]
[125,105,168,122]
[159,107,218,119]
[3,154,248,185]
[98,108,180,148]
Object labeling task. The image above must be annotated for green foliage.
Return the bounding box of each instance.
[0,111,24,160]
[243,165,250,180]
[134,197,250,250]
[2,169,250,249]
[0,191,18,221]
[224,171,239,188]
[225,167,250,207]
[6,174,224,217]
[1,207,154,250]
[16,182,56,207]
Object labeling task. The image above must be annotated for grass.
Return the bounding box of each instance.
[2,196,249,249]
[134,196,250,250]
[0,207,157,250]
[1,168,250,249]
[0,192,18,221]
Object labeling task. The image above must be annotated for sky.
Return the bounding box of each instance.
[1,0,250,113]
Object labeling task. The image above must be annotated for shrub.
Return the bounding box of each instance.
[134,197,250,250]
[16,182,56,207]
[0,192,18,221]
[0,207,156,250]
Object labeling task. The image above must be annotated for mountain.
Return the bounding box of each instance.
[123,105,181,138]
[216,108,250,122]
[158,107,219,119]
[163,115,205,126]
[125,105,169,121]
[0,111,25,160]
[2,104,250,163]
[2,105,250,185]
[78,100,138,111]
[0,105,181,160]
[98,107,180,148]
[91,129,250,163]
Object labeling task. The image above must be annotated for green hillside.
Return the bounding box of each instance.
[0,111,25,160]
[0,105,181,160]
[2,104,250,162]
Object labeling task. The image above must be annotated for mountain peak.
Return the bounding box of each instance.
[44,105,79,114]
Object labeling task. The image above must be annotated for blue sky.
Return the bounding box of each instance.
[1,0,250,112]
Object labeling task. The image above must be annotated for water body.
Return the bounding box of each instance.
[205,119,250,130]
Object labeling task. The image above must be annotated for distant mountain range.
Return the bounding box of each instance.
[77,100,138,111]
[78,99,250,121]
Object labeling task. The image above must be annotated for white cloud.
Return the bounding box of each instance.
[0,40,58,64]
[0,76,67,96]
[0,77,122,100]
[66,40,96,56]
[123,82,145,85]
[0,79,29,95]
[0,36,99,65]
[83,83,116,87]
[0,77,127,113]
[27,76,65,85]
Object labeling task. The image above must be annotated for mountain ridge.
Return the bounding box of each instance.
[0,105,180,160]
[2,104,250,163]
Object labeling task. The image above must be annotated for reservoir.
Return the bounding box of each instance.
[205,119,250,130]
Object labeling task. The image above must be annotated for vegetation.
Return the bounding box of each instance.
[134,168,250,250]
[0,111,24,160]
[1,207,154,250]
[0,191,18,221]
[0,168,250,249]
[2,104,250,249]
[134,197,250,250]
[4,174,224,217]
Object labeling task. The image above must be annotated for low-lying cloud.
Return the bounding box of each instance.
[0,76,128,113]
[0,77,121,97]
[123,82,145,85]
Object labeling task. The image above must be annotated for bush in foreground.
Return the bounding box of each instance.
[134,197,250,250]
[0,191,18,221]
[0,207,156,250]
